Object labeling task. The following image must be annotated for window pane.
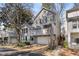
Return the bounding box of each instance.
[75,38,79,44]
[26,28,28,33]
[72,24,77,29]
[72,21,77,29]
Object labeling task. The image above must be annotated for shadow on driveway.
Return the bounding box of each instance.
[6,51,44,56]
[0,48,44,56]
[0,48,17,52]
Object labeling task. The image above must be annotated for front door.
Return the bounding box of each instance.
[26,36,27,41]
[0,38,2,45]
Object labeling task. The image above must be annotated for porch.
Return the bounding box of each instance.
[70,32,79,49]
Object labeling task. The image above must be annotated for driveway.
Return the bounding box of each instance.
[0,47,44,56]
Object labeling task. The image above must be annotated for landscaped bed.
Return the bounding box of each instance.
[59,48,79,56]
[42,47,79,56]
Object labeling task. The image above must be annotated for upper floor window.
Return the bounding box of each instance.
[75,38,79,44]
[36,20,38,24]
[45,17,47,23]
[78,21,79,28]
[39,19,42,24]
[22,28,28,33]
[22,29,25,33]
[72,23,77,29]
[26,28,28,33]
[43,10,46,14]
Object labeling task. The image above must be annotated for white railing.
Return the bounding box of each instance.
[30,30,50,36]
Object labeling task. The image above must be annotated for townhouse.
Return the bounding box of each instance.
[0,24,17,45]
[66,8,79,49]
[29,8,61,45]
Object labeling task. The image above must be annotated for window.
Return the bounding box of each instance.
[26,36,27,41]
[24,28,26,33]
[73,24,77,29]
[43,10,46,13]
[78,24,79,28]
[31,37,34,41]
[75,38,79,44]
[22,29,26,33]
[22,29,24,33]
[36,20,38,24]
[26,28,28,33]
[72,21,77,29]
[78,21,79,28]
[39,19,42,24]
[45,17,47,23]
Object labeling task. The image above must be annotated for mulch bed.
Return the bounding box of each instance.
[59,48,79,56]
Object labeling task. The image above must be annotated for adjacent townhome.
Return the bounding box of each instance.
[66,8,79,49]
[0,24,17,45]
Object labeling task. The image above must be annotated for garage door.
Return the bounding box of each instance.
[37,36,50,44]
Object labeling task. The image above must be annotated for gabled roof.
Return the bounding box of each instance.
[34,8,56,20]
[66,7,79,13]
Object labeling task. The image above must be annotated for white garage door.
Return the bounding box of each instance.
[37,36,50,44]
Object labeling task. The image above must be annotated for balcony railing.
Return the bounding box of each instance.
[30,29,50,36]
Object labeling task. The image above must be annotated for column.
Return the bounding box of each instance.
[68,33,71,48]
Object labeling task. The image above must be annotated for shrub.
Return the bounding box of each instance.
[16,41,31,47]
[16,42,26,47]
[64,40,68,48]
[24,42,31,45]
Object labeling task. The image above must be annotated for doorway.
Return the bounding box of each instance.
[4,37,8,45]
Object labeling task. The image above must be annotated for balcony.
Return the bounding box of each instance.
[30,29,50,36]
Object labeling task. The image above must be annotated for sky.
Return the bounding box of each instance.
[33,3,74,16]
[65,3,74,10]
[33,3,42,16]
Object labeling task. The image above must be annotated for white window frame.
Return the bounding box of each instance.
[72,21,77,29]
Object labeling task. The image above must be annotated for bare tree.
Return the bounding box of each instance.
[73,3,79,8]
[0,3,34,44]
[42,3,66,49]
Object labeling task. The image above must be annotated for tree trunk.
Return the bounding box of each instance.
[15,28,21,44]
[48,36,52,49]
[48,35,55,49]
[48,25,55,49]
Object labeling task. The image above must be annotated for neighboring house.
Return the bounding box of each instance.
[0,25,17,45]
[29,8,61,45]
[66,8,79,49]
